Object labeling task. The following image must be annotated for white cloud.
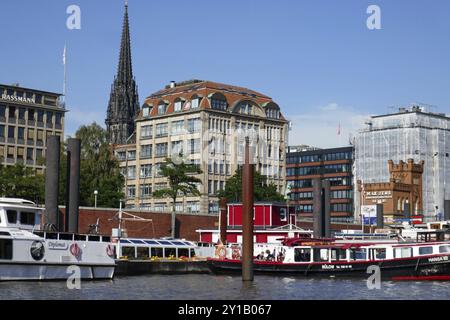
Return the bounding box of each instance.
[286,103,370,149]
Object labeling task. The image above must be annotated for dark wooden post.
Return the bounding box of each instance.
[242,137,254,281]
[220,198,228,244]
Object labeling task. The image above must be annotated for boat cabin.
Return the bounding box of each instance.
[117,238,198,260]
[0,198,42,231]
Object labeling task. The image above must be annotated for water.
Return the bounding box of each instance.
[1,275,450,300]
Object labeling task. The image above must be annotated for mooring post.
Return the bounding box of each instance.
[242,137,254,281]
[219,198,228,244]
[67,138,81,234]
[45,135,61,230]
[312,178,323,238]
[323,179,331,238]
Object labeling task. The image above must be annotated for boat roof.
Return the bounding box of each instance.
[119,238,197,247]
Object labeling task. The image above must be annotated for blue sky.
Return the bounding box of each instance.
[1,0,449,147]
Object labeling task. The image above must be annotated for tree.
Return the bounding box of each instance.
[58,122,124,207]
[0,164,45,204]
[153,155,202,238]
[217,168,285,203]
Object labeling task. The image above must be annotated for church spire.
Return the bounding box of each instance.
[106,2,140,145]
[117,1,133,84]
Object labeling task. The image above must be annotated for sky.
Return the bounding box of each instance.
[1,0,449,148]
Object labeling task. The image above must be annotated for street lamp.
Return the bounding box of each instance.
[94,190,98,208]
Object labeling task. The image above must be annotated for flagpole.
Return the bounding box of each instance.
[63,44,67,104]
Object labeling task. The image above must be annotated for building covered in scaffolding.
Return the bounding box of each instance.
[354,106,450,222]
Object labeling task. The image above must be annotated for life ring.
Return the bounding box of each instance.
[231,247,241,260]
[106,244,115,257]
[215,246,226,259]
[70,243,81,257]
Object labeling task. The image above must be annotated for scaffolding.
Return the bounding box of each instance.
[354,106,450,222]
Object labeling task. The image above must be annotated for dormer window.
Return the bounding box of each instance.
[191,96,200,109]
[158,103,167,115]
[174,99,183,112]
[142,103,153,117]
[210,93,228,111]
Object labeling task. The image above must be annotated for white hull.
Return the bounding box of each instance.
[0,263,115,281]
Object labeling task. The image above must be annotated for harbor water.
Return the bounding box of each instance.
[1,274,450,300]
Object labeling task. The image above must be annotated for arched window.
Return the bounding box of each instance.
[210,93,228,111]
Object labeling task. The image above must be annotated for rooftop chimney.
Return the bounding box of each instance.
[170,81,176,89]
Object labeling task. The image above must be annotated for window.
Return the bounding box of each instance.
[154,203,166,212]
[439,245,450,253]
[26,148,33,161]
[211,96,227,111]
[0,105,5,118]
[8,127,15,139]
[18,108,26,120]
[55,113,62,126]
[140,145,152,158]
[137,247,149,259]
[116,151,126,161]
[208,201,219,214]
[140,184,152,198]
[151,247,164,258]
[127,186,136,198]
[37,110,44,122]
[141,125,152,139]
[174,100,183,112]
[294,248,311,262]
[188,139,200,154]
[191,98,199,109]
[46,111,53,125]
[28,109,35,121]
[20,212,35,225]
[127,166,136,179]
[171,140,183,156]
[171,120,185,135]
[142,105,151,117]
[313,248,329,262]
[187,201,200,214]
[156,123,168,137]
[279,208,287,221]
[140,164,152,178]
[156,143,168,157]
[350,249,367,260]
[374,248,386,259]
[121,247,136,259]
[0,239,13,260]
[157,104,167,115]
[419,247,433,255]
[394,247,412,258]
[127,150,136,160]
[8,106,15,119]
[187,118,200,133]
[7,210,17,224]
[0,125,4,138]
[37,130,44,142]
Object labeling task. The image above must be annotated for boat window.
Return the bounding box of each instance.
[136,247,149,259]
[350,248,367,260]
[6,210,17,224]
[122,246,136,258]
[331,248,347,261]
[130,240,145,244]
[88,236,100,242]
[419,247,434,255]
[144,240,158,245]
[165,248,176,258]
[439,245,450,253]
[171,241,186,246]
[151,247,163,258]
[313,248,329,262]
[178,248,189,258]
[394,247,412,258]
[46,232,58,240]
[157,240,172,245]
[374,248,387,260]
[102,236,111,242]
[20,212,35,225]
[120,239,131,244]
[0,232,11,236]
[0,239,13,260]
[190,249,196,257]
[294,248,311,262]
[59,233,74,241]
[74,234,87,241]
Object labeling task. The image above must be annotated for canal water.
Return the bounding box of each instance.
[1,275,450,300]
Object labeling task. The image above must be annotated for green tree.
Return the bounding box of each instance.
[153,155,202,238]
[0,164,45,204]
[217,168,285,203]
[60,122,124,208]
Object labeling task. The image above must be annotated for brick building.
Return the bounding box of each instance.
[358,159,424,221]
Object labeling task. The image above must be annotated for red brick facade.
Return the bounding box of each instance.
[58,207,218,241]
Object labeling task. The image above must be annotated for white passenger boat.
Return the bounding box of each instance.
[0,198,116,281]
